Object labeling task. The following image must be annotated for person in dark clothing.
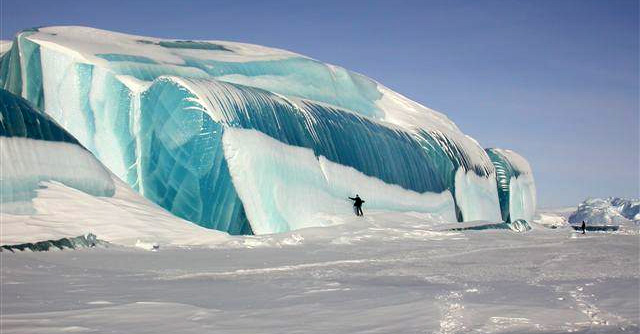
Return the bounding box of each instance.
[581,221,586,234]
[348,194,365,216]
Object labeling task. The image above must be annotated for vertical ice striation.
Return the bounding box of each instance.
[0,26,536,234]
[486,148,536,222]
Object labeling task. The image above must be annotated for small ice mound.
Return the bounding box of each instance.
[508,219,532,232]
[280,233,304,246]
[135,240,159,251]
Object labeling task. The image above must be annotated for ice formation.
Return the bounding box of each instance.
[569,197,640,225]
[0,26,536,234]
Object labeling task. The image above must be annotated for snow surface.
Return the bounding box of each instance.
[0,177,230,247]
[1,211,638,333]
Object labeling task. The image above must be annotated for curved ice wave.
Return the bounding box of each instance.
[486,148,536,222]
[140,77,500,230]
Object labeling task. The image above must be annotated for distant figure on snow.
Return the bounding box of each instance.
[349,194,365,216]
[581,221,586,234]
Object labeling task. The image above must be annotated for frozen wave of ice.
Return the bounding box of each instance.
[1,26,536,234]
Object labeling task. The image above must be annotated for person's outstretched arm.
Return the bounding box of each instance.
[348,197,356,200]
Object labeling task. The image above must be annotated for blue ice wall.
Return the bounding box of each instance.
[139,81,252,235]
[486,149,516,222]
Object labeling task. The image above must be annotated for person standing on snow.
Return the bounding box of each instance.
[581,221,586,234]
[349,194,365,216]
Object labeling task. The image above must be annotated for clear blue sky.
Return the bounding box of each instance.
[2,0,638,207]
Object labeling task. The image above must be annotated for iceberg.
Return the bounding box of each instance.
[569,197,640,225]
[0,26,536,234]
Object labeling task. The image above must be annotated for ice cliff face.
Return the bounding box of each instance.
[0,26,536,234]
